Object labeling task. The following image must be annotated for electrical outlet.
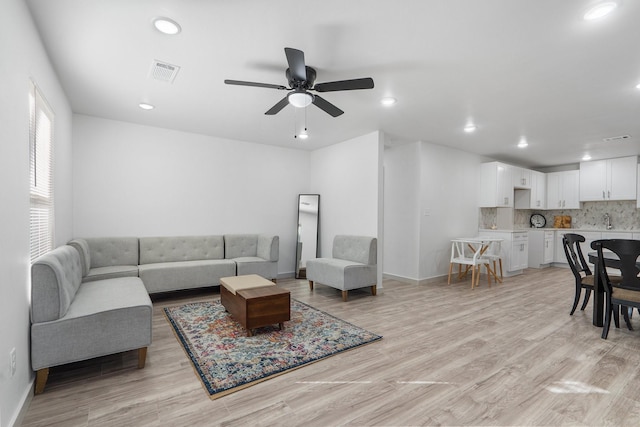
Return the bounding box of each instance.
[10,348,16,377]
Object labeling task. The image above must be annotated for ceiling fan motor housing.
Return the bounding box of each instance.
[286,66,317,89]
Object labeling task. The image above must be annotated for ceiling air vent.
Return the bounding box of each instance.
[602,135,631,142]
[149,60,180,83]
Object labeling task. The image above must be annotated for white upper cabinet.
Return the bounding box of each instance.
[512,167,532,189]
[579,156,637,201]
[547,170,580,209]
[530,171,546,209]
[480,162,513,207]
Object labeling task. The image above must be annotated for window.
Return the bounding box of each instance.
[29,82,55,262]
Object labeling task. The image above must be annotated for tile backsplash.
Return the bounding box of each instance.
[480,201,640,230]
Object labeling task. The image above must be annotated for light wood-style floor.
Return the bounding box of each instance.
[21,267,640,426]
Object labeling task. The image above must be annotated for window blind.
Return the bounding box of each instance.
[29,82,55,262]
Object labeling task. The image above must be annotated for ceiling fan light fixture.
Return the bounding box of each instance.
[153,17,181,35]
[584,1,618,21]
[288,92,313,108]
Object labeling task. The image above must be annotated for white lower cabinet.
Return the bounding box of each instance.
[528,230,554,268]
[555,231,601,264]
[478,230,528,275]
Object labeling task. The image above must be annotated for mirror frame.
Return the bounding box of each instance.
[295,194,320,279]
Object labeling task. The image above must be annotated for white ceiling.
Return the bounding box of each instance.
[26,0,640,168]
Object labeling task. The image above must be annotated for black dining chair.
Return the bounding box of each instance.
[562,233,595,315]
[592,239,640,339]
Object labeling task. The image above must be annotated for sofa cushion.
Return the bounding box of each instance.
[85,237,139,268]
[306,258,376,290]
[257,235,279,262]
[84,265,139,282]
[31,245,83,323]
[225,234,258,259]
[139,235,224,264]
[332,235,377,265]
[138,259,236,294]
[31,276,152,370]
[68,238,91,276]
[233,256,278,279]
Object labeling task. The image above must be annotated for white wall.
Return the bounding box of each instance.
[0,0,73,425]
[419,142,484,280]
[72,115,310,276]
[309,131,382,284]
[383,142,421,281]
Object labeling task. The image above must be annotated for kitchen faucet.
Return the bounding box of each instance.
[604,213,612,230]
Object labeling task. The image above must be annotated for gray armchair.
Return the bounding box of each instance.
[306,235,377,301]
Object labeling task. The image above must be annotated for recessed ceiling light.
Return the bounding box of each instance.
[517,138,528,148]
[636,83,640,89]
[582,154,592,161]
[464,124,476,133]
[298,132,309,140]
[153,17,181,35]
[584,2,618,21]
[138,103,155,110]
[381,97,397,106]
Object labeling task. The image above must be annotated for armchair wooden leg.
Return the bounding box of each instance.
[137,347,147,369]
[342,290,348,302]
[448,263,453,284]
[35,368,49,395]
[271,278,277,284]
[308,280,314,291]
[371,285,377,296]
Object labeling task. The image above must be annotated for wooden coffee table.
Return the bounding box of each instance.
[220,275,291,337]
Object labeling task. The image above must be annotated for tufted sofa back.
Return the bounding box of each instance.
[332,235,377,265]
[31,245,83,323]
[224,234,279,261]
[139,235,225,264]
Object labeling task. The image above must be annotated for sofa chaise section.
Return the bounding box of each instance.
[224,234,279,281]
[68,237,139,282]
[31,245,152,394]
[306,235,378,302]
[138,235,236,294]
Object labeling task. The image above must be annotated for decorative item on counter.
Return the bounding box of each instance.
[530,213,546,228]
[553,215,572,228]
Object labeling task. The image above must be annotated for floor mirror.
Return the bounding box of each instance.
[295,194,320,279]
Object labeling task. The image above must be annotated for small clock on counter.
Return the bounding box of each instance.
[530,213,546,228]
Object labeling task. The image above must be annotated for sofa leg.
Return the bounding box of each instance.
[35,368,49,395]
[371,285,377,296]
[309,280,314,291]
[137,347,147,369]
[342,290,348,302]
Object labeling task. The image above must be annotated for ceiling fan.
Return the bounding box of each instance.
[224,47,374,117]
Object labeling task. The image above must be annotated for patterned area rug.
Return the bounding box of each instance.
[164,299,382,399]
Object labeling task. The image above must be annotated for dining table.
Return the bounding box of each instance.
[587,248,640,327]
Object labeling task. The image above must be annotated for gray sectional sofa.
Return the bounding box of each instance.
[30,245,152,394]
[68,234,279,293]
[31,233,279,393]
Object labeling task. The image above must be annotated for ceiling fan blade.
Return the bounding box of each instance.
[284,48,306,82]
[224,79,287,90]
[265,96,290,115]
[314,77,374,92]
[312,95,344,117]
